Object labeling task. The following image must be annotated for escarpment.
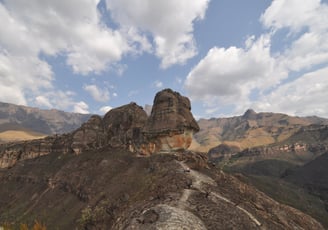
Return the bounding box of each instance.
[0,89,199,168]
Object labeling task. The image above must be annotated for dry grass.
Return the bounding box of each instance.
[0,130,46,142]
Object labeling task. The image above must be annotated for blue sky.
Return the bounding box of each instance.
[1,0,328,118]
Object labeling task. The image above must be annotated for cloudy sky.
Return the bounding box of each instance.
[1,0,328,118]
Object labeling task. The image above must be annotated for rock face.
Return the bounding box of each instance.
[103,102,149,151]
[144,89,199,153]
[71,115,105,154]
[0,89,200,168]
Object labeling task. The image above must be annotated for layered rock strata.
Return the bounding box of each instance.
[0,89,199,168]
[143,89,199,153]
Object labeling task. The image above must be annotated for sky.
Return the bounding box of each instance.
[1,0,328,119]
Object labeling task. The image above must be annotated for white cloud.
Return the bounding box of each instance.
[33,90,88,113]
[184,35,286,107]
[0,0,130,108]
[185,0,328,117]
[1,0,129,74]
[73,101,89,114]
[106,0,210,68]
[35,95,52,108]
[0,84,26,105]
[253,67,328,117]
[0,50,53,105]
[261,0,322,32]
[99,105,113,114]
[84,84,110,102]
[261,0,328,72]
[154,80,163,88]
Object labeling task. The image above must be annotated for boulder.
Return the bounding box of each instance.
[144,89,199,153]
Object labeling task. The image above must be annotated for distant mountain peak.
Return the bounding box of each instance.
[242,109,257,119]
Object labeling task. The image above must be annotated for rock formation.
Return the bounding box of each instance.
[103,102,149,152]
[0,89,200,168]
[71,115,105,154]
[143,89,199,153]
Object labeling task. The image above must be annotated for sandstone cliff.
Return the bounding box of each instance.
[0,89,200,168]
[144,89,199,153]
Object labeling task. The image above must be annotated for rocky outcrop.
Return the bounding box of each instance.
[103,102,148,150]
[143,89,199,153]
[0,134,74,168]
[208,144,241,162]
[0,89,200,168]
[71,115,105,154]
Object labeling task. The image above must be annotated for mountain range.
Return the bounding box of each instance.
[0,102,91,143]
[0,96,328,229]
[191,109,328,152]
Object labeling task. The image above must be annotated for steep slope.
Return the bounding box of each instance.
[192,109,328,152]
[211,125,328,168]
[215,126,328,228]
[0,150,323,229]
[0,102,91,140]
[284,152,328,209]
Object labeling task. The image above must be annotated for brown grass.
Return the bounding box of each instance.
[0,130,46,142]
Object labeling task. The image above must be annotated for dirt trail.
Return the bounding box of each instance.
[177,161,262,228]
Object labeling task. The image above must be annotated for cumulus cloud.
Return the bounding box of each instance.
[1,0,129,74]
[261,0,328,72]
[84,84,110,102]
[154,80,163,88]
[0,50,53,105]
[106,0,210,68]
[99,105,113,114]
[0,0,210,111]
[185,0,328,117]
[73,101,89,114]
[252,67,328,117]
[34,90,89,113]
[185,35,285,106]
[0,0,129,108]
[35,95,52,108]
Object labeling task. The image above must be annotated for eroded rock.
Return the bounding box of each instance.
[144,89,199,153]
[71,115,105,154]
[0,89,200,167]
[103,102,149,151]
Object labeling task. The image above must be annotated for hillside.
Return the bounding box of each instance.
[192,109,328,152]
[214,126,328,228]
[0,102,91,142]
[284,152,328,208]
[0,149,324,229]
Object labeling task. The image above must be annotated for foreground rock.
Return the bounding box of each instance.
[0,150,323,229]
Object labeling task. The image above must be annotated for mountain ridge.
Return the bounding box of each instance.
[0,101,92,140]
[192,109,328,152]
